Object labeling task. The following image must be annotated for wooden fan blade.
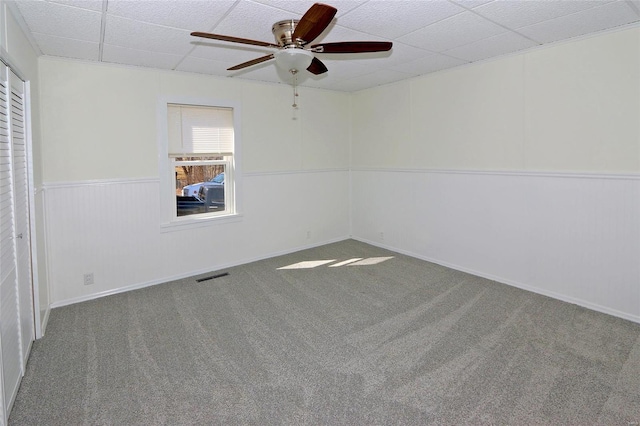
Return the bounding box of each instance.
[227,54,275,71]
[307,57,328,75]
[311,41,393,54]
[292,3,337,44]
[191,32,280,48]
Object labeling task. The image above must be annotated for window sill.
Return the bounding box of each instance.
[160,212,243,233]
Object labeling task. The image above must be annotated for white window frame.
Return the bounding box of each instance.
[158,96,242,231]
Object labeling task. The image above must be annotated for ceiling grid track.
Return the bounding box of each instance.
[98,0,108,62]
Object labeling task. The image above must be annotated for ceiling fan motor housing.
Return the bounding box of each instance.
[272,20,301,46]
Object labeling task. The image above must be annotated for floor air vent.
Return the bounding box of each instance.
[196,272,229,282]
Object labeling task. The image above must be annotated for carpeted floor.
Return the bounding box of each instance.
[9,240,640,425]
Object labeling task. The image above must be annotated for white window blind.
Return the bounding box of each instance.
[168,104,234,155]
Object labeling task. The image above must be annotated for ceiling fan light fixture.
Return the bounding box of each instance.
[274,48,313,73]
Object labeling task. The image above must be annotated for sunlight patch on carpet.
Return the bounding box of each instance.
[348,256,394,266]
[278,256,394,270]
[278,260,336,270]
[329,258,363,267]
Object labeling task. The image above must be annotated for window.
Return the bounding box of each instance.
[160,100,241,228]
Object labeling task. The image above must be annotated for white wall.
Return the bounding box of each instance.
[351,26,640,323]
[38,59,351,306]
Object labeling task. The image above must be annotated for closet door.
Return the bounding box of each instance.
[0,63,24,421]
[10,70,33,365]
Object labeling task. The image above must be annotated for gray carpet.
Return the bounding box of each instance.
[9,239,640,425]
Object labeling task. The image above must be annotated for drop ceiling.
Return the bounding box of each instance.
[10,0,640,92]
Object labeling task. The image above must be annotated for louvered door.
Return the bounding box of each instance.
[0,62,22,423]
[10,69,34,368]
[0,62,34,424]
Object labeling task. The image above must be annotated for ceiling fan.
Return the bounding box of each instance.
[190,2,393,77]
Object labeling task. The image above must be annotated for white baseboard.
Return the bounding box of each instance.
[37,306,51,338]
[50,236,350,309]
[353,237,640,325]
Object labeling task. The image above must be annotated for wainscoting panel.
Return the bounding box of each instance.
[351,169,640,323]
[44,171,350,306]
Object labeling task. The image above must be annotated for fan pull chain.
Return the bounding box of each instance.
[291,69,299,108]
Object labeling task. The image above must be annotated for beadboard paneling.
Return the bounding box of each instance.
[44,171,350,306]
[351,169,640,323]
[43,169,640,323]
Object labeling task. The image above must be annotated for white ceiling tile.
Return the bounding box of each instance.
[398,11,506,52]
[104,15,193,56]
[15,0,102,42]
[102,44,184,70]
[389,53,468,75]
[106,0,235,31]
[630,0,640,15]
[337,0,465,39]
[518,1,640,44]
[444,30,538,62]
[251,0,364,17]
[451,0,495,9]
[473,0,613,30]
[46,0,103,12]
[32,32,99,60]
